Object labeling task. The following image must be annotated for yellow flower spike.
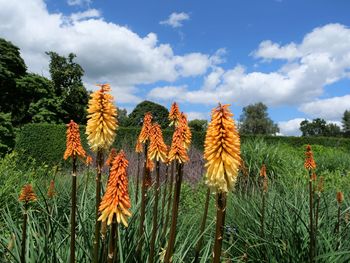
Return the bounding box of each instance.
[148,123,168,163]
[19,184,37,204]
[138,112,153,144]
[105,148,117,167]
[168,124,189,163]
[169,102,181,127]
[304,145,316,170]
[86,84,118,152]
[63,120,86,160]
[98,150,131,227]
[179,112,192,150]
[204,104,241,193]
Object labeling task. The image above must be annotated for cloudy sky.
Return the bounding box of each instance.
[1,0,350,135]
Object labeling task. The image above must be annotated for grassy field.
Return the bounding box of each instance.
[0,139,350,262]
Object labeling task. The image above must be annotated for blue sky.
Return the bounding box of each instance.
[1,0,350,135]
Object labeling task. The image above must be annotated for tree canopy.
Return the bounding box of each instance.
[300,118,342,137]
[127,101,169,128]
[239,102,279,135]
[342,110,350,137]
[188,119,208,132]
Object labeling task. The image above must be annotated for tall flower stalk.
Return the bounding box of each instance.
[136,112,153,259]
[304,144,316,263]
[98,150,131,262]
[63,120,86,263]
[336,191,344,250]
[86,83,117,263]
[135,140,143,203]
[19,184,37,263]
[164,123,189,263]
[260,164,268,237]
[204,104,241,263]
[148,123,168,263]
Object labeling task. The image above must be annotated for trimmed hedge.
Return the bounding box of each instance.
[14,123,350,166]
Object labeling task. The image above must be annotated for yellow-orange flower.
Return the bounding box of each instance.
[135,139,143,153]
[138,112,153,144]
[204,104,241,193]
[19,184,37,203]
[98,150,131,226]
[337,191,344,204]
[180,113,192,150]
[304,145,316,170]
[106,148,117,167]
[168,125,189,163]
[47,180,56,199]
[63,120,86,160]
[86,155,93,166]
[148,123,168,163]
[169,102,181,126]
[86,84,118,152]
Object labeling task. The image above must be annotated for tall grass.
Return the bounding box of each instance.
[0,140,350,262]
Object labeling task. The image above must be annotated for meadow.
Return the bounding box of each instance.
[0,138,349,263]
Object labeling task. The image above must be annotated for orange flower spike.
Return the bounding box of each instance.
[260,164,267,178]
[337,191,344,205]
[304,145,316,170]
[63,120,86,160]
[148,123,168,163]
[204,104,241,193]
[98,151,131,227]
[106,148,118,167]
[146,157,155,172]
[180,112,192,150]
[19,184,37,203]
[135,139,143,153]
[86,155,93,166]
[47,180,56,199]
[169,102,181,127]
[86,84,118,152]
[138,112,153,144]
[168,124,189,163]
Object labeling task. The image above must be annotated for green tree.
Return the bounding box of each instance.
[14,73,56,124]
[300,118,341,137]
[46,52,89,123]
[239,102,279,135]
[188,119,208,132]
[342,110,350,137]
[0,112,15,155]
[128,101,169,128]
[117,107,129,127]
[0,38,27,118]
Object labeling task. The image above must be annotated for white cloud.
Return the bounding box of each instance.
[160,12,190,28]
[69,9,100,22]
[252,40,300,60]
[278,118,305,136]
[148,85,188,101]
[299,95,350,120]
[149,23,350,112]
[186,112,208,121]
[67,0,91,6]
[0,0,216,104]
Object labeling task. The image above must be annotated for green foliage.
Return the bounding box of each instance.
[0,112,15,156]
[46,52,89,124]
[127,100,170,128]
[188,119,208,132]
[342,110,350,137]
[117,107,129,126]
[300,118,342,137]
[239,102,279,135]
[0,38,27,122]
